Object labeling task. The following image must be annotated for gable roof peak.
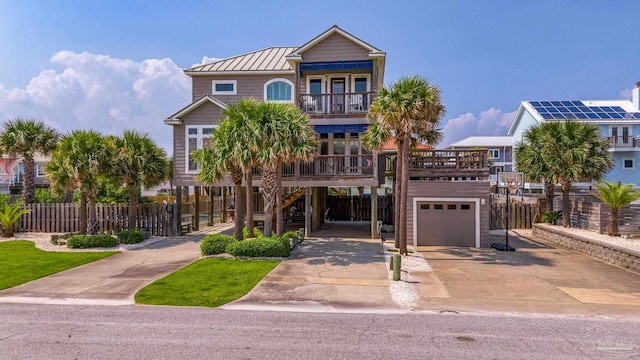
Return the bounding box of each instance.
[287,25,385,60]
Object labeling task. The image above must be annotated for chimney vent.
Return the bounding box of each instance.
[633,81,640,111]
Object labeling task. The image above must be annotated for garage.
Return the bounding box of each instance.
[416,200,476,247]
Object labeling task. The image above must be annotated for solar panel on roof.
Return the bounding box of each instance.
[529,100,640,120]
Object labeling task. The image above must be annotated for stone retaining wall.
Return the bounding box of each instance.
[532,224,640,273]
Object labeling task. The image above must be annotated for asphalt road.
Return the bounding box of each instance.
[1,304,639,359]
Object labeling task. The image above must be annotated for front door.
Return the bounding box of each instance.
[331,78,345,114]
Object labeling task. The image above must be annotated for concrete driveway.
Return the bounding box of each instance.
[411,231,640,319]
[224,222,399,313]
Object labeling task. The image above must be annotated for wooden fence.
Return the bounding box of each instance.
[327,195,393,224]
[490,200,539,230]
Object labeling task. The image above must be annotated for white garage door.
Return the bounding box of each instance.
[416,201,476,246]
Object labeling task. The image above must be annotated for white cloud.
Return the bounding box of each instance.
[0,51,191,154]
[191,56,220,68]
[441,108,516,147]
[619,88,632,100]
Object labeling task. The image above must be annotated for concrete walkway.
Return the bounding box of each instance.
[0,223,234,305]
[223,222,400,313]
[411,231,640,319]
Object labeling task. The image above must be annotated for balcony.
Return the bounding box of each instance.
[253,154,377,181]
[608,136,640,149]
[385,150,489,179]
[299,92,374,117]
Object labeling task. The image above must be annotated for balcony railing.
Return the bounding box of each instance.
[253,154,376,180]
[385,150,489,178]
[608,136,640,148]
[299,92,374,116]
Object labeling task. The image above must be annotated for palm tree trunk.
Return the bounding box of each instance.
[128,183,137,230]
[394,149,402,249]
[609,208,619,236]
[231,167,244,240]
[544,178,555,212]
[399,137,410,255]
[88,195,98,235]
[561,181,572,227]
[245,167,254,238]
[22,156,36,204]
[275,161,283,236]
[79,193,87,235]
[262,162,278,237]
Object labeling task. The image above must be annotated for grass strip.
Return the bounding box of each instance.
[135,258,280,307]
[0,240,118,290]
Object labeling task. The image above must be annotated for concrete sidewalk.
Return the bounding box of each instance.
[411,231,640,319]
[223,222,400,313]
[0,223,234,305]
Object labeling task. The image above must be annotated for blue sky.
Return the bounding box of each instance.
[1,0,639,153]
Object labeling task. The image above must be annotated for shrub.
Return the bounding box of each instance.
[201,233,237,256]
[282,230,299,240]
[541,211,562,225]
[67,234,118,249]
[225,236,290,258]
[243,226,263,239]
[117,229,144,244]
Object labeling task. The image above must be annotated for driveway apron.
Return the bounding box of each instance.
[224,222,399,313]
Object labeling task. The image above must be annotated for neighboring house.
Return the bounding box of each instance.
[0,154,50,195]
[508,81,640,187]
[164,25,491,247]
[447,136,513,184]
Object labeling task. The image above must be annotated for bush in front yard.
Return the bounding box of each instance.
[117,229,144,244]
[225,236,290,258]
[67,234,118,249]
[243,226,263,239]
[201,233,237,256]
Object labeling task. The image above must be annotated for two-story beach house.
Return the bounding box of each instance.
[164,25,492,247]
[508,82,640,187]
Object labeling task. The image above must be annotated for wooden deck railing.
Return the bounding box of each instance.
[299,92,374,116]
[253,154,376,179]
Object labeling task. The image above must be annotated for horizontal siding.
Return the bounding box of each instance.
[173,102,225,186]
[406,181,490,247]
[301,33,370,62]
[192,74,295,103]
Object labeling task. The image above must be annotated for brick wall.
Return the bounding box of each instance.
[532,224,640,273]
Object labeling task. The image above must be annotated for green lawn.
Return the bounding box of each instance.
[0,240,118,290]
[135,258,280,307]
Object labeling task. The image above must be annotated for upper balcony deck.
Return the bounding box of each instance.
[299,92,374,117]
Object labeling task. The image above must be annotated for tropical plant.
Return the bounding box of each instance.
[248,101,316,237]
[593,181,640,236]
[0,200,30,237]
[514,124,557,212]
[46,130,114,234]
[111,130,168,229]
[541,210,562,225]
[0,118,60,204]
[362,75,445,255]
[525,121,612,227]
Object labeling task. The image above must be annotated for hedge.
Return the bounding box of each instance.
[201,233,237,256]
[243,226,263,239]
[117,229,144,244]
[67,234,119,249]
[225,236,290,258]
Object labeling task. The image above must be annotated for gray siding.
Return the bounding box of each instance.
[406,181,491,247]
[301,33,370,62]
[173,102,225,187]
[192,74,295,103]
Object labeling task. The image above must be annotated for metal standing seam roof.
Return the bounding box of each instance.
[185,47,298,73]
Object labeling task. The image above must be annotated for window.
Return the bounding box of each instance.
[461,204,471,210]
[212,80,237,95]
[489,149,500,158]
[420,204,430,210]
[264,79,293,102]
[623,158,634,169]
[434,204,444,210]
[447,204,457,210]
[36,163,46,177]
[186,126,216,172]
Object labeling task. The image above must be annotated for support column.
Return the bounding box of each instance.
[221,187,227,223]
[194,186,200,231]
[371,186,378,239]
[175,185,182,236]
[312,187,320,230]
[305,187,312,238]
[208,186,214,226]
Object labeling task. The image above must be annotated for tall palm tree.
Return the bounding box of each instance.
[363,76,445,255]
[593,181,640,236]
[514,124,557,212]
[538,120,612,227]
[112,130,168,229]
[46,130,113,234]
[0,118,60,204]
[250,102,316,237]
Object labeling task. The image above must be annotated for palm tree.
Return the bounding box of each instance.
[250,102,316,237]
[537,120,612,227]
[514,124,557,212]
[593,181,640,236]
[0,118,60,204]
[362,76,445,255]
[46,130,113,234]
[112,130,168,229]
